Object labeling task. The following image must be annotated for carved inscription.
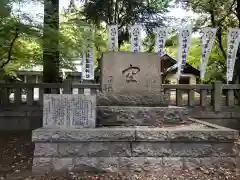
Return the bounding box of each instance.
[104,76,113,92]
[43,94,96,128]
[122,64,140,83]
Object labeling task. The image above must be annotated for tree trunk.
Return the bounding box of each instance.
[42,0,60,93]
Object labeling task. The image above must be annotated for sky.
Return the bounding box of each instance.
[16,0,198,24]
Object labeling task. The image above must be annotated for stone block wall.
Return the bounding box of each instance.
[32,126,239,174]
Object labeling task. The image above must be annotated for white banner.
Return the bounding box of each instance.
[177,27,192,80]
[108,25,118,51]
[200,28,217,80]
[227,28,240,82]
[82,43,95,80]
[155,28,168,56]
[130,24,142,52]
[82,27,95,80]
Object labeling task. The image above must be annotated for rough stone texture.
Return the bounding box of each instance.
[132,142,172,157]
[32,157,53,174]
[118,157,163,172]
[96,92,169,106]
[74,157,119,172]
[32,124,238,142]
[52,158,74,171]
[32,124,238,174]
[135,128,238,141]
[162,157,183,170]
[58,142,131,157]
[43,94,96,128]
[32,127,136,142]
[97,106,188,126]
[34,143,58,157]
[132,142,237,157]
[101,52,163,94]
[32,157,238,174]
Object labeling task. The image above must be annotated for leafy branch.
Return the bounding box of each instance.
[0,27,20,68]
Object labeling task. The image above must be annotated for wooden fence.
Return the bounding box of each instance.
[0,80,239,111]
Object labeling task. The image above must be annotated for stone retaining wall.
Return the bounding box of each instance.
[32,123,239,174]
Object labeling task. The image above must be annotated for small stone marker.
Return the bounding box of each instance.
[43,94,96,128]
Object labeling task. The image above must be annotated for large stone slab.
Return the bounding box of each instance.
[101,52,162,93]
[43,94,96,128]
[97,106,188,126]
[32,127,136,142]
[100,52,169,106]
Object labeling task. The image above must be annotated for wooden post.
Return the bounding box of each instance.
[213,81,222,112]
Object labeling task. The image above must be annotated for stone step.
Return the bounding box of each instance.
[96,92,169,106]
[96,106,189,126]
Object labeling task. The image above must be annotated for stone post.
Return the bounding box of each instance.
[213,81,222,112]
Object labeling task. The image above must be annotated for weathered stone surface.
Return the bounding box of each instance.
[34,143,58,157]
[162,157,183,170]
[135,128,238,141]
[101,52,163,94]
[74,157,119,172]
[97,106,188,126]
[96,92,169,106]
[118,157,163,172]
[183,158,201,169]
[212,143,237,156]
[32,127,135,142]
[200,157,237,169]
[53,158,73,171]
[132,142,171,157]
[32,157,238,174]
[32,157,53,174]
[58,142,131,157]
[43,94,96,128]
[163,110,186,124]
[171,143,213,157]
[132,142,236,157]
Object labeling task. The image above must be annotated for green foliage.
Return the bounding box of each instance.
[0,0,102,80]
[80,0,173,46]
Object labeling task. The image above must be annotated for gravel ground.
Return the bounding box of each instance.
[0,131,239,180]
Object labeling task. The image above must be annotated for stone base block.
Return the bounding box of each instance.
[32,157,237,174]
[96,92,169,106]
[97,106,188,126]
[32,124,238,174]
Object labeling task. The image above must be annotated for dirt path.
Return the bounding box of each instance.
[0,131,238,180]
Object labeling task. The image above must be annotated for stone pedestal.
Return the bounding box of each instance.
[32,119,238,174]
[97,106,188,126]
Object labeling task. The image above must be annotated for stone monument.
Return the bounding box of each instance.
[32,52,238,175]
[97,52,169,106]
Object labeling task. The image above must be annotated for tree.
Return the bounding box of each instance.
[42,0,60,88]
[80,0,172,46]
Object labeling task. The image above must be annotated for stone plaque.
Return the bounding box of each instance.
[101,52,162,93]
[43,94,96,128]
